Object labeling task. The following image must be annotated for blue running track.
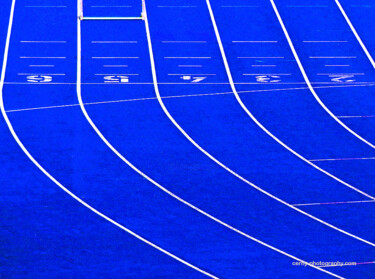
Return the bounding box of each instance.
[1,0,375,278]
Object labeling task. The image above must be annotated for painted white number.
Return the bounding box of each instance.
[181,76,207,83]
[27,75,52,83]
[104,75,129,83]
[256,75,281,83]
[330,75,355,83]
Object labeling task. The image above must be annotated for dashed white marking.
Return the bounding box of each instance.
[20,41,66,43]
[238,57,284,59]
[325,65,350,67]
[29,65,55,67]
[18,73,65,76]
[178,65,203,67]
[103,65,128,67]
[303,41,348,43]
[293,200,375,207]
[20,56,66,59]
[91,41,137,44]
[164,57,211,59]
[310,157,375,162]
[233,41,278,43]
[162,41,207,43]
[243,73,291,75]
[92,57,139,59]
[310,56,356,59]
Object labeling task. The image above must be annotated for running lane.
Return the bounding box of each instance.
[80,1,375,278]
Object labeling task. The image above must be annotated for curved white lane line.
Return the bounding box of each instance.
[335,0,375,69]
[270,0,375,149]
[0,1,218,278]
[145,0,375,250]
[76,3,344,278]
[205,0,375,200]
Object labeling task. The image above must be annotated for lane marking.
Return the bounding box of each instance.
[303,41,348,43]
[338,115,375,118]
[178,65,203,67]
[168,73,216,76]
[103,65,128,67]
[20,56,66,59]
[271,0,375,149]
[238,57,284,59]
[164,57,211,59]
[310,56,356,59]
[143,2,346,277]
[92,57,139,59]
[20,41,66,43]
[293,200,375,207]
[18,73,65,76]
[251,65,277,67]
[243,73,291,75]
[310,157,375,162]
[335,0,375,68]
[233,41,278,43]
[162,41,207,43]
[91,41,137,44]
[325,65,350,67]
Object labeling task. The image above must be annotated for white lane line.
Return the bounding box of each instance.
[168,73,216,76]
[157,6,198,8]
[243,73,291,75]
[233,41,278,43]
[338,115,375,118]
[335,0,375,68]
[92,57,139,59]
[162,41,207,43]
[25,6,67,8]
[325,65,350,67]
[103,65,128,67]
[94,73,139,76]
[91,41,137,44]
[317,73,364,75]
[7,83,375,114]
[271,0,375,149]
[29,65,55,67]
[164,57,211,59]
[286,5,328,8]
[20,56,66,59]
[310,56,356,59]
[178,65,203,67]
[293,200,375,207]
[251,65,277,67]
[20,41,66,43]
[239,57,284,59]
[91,5,132,8]
[221,6,259,8]
[303,41,348,43]
[208,0,375,238]
[143,2,345,277]
[310,157,375,162]
[18,73,65,76]
[5,1,219,278]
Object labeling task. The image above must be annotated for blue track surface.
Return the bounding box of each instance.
[1,0,375,278]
